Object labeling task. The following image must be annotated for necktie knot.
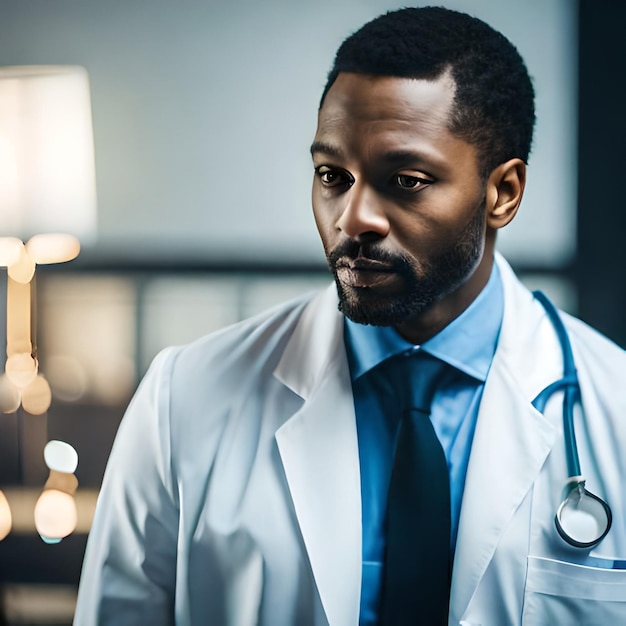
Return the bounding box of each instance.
[379,350,449,416]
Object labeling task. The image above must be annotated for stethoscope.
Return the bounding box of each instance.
[532,291,612,549]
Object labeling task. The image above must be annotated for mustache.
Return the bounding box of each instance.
[327,240,413,275]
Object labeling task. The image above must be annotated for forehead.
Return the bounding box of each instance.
[314,72,460,159]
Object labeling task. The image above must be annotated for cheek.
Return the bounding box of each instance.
[311,190,334,242]
[390,212,441,251]
[392,203,483,257]
[312,180,345,226]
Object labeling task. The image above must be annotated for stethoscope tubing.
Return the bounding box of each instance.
[532,291,582,478]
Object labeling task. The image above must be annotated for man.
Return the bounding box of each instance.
[75,6,626,625]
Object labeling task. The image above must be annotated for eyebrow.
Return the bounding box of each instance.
[310,141,437,167]
[310,140,344,159]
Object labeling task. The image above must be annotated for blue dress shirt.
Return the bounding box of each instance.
[344,264,504,625]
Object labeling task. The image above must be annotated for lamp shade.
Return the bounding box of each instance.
[0,65,97,242]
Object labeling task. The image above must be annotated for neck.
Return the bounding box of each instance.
[394,249,495,345]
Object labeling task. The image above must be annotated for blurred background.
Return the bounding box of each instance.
[0,0,623,623]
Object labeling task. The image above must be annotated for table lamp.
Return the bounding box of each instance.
[0,65,97,542]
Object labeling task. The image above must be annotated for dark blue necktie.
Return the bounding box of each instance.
[379,352,451,626]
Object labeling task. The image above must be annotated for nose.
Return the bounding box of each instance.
[335,184,390,240]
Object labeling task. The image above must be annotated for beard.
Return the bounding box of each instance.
[327,203,486,326]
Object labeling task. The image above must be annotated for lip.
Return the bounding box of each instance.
[335,262,398,289]
[349,259,394,273]
[335,255,395,272]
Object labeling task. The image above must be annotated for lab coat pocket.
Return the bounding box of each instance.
[522,555,626,625]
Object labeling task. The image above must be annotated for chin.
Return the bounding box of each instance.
[336,282,437,327]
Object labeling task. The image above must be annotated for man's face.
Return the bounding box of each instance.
[311,72,490,335]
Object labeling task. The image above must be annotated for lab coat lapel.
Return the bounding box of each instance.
[450,255,564,621]
[274,286,362,626]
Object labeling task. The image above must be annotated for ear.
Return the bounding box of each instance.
[484,158,526,230]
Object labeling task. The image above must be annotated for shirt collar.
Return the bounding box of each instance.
[344,262,504,383]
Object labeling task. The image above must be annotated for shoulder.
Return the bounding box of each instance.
[121,286,336,472]
[144,284,340,423]
[141,288,326,400]
[496,252,625,389]
[175,291,316,370]
[563,312,626,381]
[563,311,624,356]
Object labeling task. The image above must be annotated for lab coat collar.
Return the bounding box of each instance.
[274,284,343,399]
[450,253,565,622]
[274,285,362,626]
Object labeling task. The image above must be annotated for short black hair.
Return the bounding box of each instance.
[321,6,536,178]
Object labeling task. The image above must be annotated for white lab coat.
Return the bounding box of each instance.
[75,254,626,625]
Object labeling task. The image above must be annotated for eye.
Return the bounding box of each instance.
[315,166,353,188]
[394,173,433,190]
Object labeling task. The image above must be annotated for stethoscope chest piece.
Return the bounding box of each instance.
[555,478,613,549]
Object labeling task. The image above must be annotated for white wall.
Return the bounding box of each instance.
[0,0,576,266]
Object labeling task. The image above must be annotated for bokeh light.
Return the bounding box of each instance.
[7,245,35,283]
[43,440,78,474]
[0,490,12,541]
[0,237,23,267]
[0,374,21,413]
[21,375,52,415]
[33,489,77,540]
[44,355,88,403]
[5,353,38,388]
[26,233,80,264]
